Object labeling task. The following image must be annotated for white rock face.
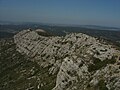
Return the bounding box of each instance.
[35,29,46,33]
[14,29,120,90]
[52,57,90,90]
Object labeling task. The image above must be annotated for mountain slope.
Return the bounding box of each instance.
[0,29,120,90]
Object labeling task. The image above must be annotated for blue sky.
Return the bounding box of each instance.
[0,0,120,27]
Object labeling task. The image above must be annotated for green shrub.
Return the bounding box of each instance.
[88,56,116,72]
[97,79,108,90]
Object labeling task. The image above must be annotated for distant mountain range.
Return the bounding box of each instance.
[0,21,120,30]
[79,25,120,31]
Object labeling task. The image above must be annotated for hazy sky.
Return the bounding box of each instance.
[0,0,120,27]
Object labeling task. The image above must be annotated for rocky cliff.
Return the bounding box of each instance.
[0,29,120,90]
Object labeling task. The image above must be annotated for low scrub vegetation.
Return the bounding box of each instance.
[88,56,116,72]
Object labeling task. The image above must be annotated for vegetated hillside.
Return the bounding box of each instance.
[0,31,15,38]
[0,38,56,90]
[0,29,120,90]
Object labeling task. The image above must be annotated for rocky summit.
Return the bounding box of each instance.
[0,29,120,90]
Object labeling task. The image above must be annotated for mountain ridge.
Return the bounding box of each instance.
[0,29,120,90]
